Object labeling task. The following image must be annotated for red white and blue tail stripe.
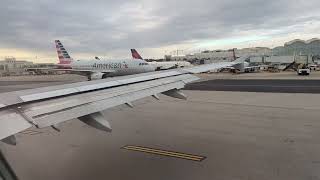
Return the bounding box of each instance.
[131,49,143,60]
[55,40,73,66]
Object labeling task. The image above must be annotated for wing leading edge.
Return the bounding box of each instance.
[0,61,240,145]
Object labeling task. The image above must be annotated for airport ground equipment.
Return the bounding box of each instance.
[297,68,310,75]
[297,64,310,75]
[283,61,296,71]
[308,64,319,71]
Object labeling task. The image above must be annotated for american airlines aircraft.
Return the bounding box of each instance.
[224,57,261,73]
[131,49,193,70]
[51,40,155,80]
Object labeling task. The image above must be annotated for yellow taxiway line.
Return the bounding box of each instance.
[122,145,206,162]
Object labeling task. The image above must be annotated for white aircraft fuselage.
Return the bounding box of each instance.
[54,40,155,80]
[149,61,192,70]
[65,59,156,79]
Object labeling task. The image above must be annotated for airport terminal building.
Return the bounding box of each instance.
[166,38,320,64]
[0,57,56,76]
[0,57,33,76]
[273,38,320,56]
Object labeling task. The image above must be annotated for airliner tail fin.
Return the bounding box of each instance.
[55,40,73,65]
[131,49,143,60]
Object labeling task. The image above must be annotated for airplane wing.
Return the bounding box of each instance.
[1,61,238,145]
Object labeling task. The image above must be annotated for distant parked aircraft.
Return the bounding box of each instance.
[131,49,192,70]
[28,41,155,80]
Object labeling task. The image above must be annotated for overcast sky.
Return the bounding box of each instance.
[0,0,319,62]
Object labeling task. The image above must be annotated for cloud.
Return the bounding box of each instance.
[0,0,319,61]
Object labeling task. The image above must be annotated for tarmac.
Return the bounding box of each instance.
[185,79,320,93]
[0,72,320,180]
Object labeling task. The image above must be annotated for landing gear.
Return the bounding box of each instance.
[102,74,108,79]
[88,73,108,81]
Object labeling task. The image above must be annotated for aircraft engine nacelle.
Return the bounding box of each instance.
[232,62,247,72]
[89,72,107,81]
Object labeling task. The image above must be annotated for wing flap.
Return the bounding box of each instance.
[34,81,186,128]
[20,74,199,128]
[23,74,197,117]
[20,88,79,102]
[0,70,184,107]
[0,109,32,140]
